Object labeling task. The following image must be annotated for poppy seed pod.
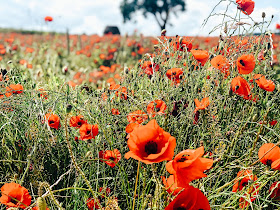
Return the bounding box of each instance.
[37,197,47,210]
[66,104,72,113]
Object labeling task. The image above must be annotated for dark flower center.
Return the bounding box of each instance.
[86,130,91,135]
[145,141,158,155]
[266,159,272,167]
[77,122,82,126]
[10,197,19,205]
[49,120,54,124]
[242,181,248,187]
[109,157,115,161]
[177,207,187,210]
[239,59,245,66]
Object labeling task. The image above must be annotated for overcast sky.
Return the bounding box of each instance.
[0,0,279,36]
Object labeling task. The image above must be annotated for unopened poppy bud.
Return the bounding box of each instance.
[161,29,166,36]
[153,45,159,50]
[66,104,72,113]
[179,37,183,44]
[224,22,228,34]
[37,197,47,210]
[272,15,274,19]
[62,66,68,73]
[85,151,93,159]
[124,67,129,74]
[7,60,12,64]
[262,12,266,18]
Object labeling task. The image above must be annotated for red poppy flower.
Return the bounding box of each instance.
[166,147,213,187]
[211,55,230,77]
[232,170,259,208]
[79,124,99,140]
[5,84,24,97]
[0,182,32,209]
[276,24,280,30]
[269,182,280,200]
[231,76,251,99]
[258,143,280,169]
[237,54,255,74]
[69,115,87,128]
[44,16,53,22]
[162,175,183,196]
[125,123,141,134]
[165,185,210,210]
[194,97,210,113]
[190,50,209,66]
[166,68,183,84]
[87,197,100,209]
[147,100,167,117]
[236,0,255,15]
[269,120,278,126]
[44,113,61,129]
[127,110,148,124]
[175,38,192,52]
[253,74,275,92]
[99,149,121,168]
[142,61,160,75]
[124,119,176,164]
[111,108,120,115]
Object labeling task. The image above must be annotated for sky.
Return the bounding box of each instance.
[0,0,279,37]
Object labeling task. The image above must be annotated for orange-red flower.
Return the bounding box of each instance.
[124,119,176,164]
[0,182,32,209]
[194,97,210,113]
[175,38,192,52]
[79,124,98,140]
[253,74,275,92]
[191,50,209,66]
[5,84,24,97]
[231,76,251,99]
[165,185,210,210]
[232,170,259,208]
[269,182,280,200]
[142,61,159,75]
[70,115,87,128]
[237,54,255,74]
[166,147,213,187]
[147,100,167,117]
[211,55,230,77]
[162,175,183,196]
[127,110,148,124]
[166,68,183,84]
[125,123,141,134]
[87,197,100,209]
[236,0,255,15]
[45,113,61,129]
[99,149,121,168]
[111,108,120,115]
[44,16,53,22]
[258,143,280,170]
[276,24,280,30]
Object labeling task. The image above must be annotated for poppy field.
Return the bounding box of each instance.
[0,0,280,209]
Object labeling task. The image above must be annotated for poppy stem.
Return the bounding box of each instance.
[132,160,140,210]
[64,115,102,209]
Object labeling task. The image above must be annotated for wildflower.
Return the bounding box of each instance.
[165,185,210,210]
[166,68,183,84]
[237,54,255,74]
[258,143,280,169]
[5,84,24,97]
[79,124,98,140]
[230,76,251,99]
[162,175,183,196]
[236,0,255,15]
[146,100,167,117]
[211,55,230,77]
[70,115,87,128]
[276,24,280,30]
[87,197,100,209]
[269,182,280,200]
[99,149,121,168]
[111,108,120,115]
[194,97,210,113]
[175,38,192,52]
[127,110,148,124]
[44,113,61,129]
[44,16,53,22]
[253,74,275,92]
[0,182,32,209]
[124,119,176,164]
[232,170,259,208]
[142,61,159,76]
[38,88,48,99]
[190,50,209,66]
[166,147,213,187]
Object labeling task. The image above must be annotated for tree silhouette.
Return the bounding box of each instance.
[120,0,186,31]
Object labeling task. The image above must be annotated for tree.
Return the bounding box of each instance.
[120,0,186,31]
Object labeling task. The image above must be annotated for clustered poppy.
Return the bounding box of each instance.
[99,149,121,168]
[146,99,167,117]
[191,50,209,66]
[70,115,87,128]
[258,143,280,170]
[166,68,183,84]
[79,123,99,140]
[230,76,251,100]
[236,0,255,15]
[45,113,61,129]
[253,74,275,92]
[236,54,255,74]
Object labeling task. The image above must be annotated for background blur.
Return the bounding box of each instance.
[0,0,279,36]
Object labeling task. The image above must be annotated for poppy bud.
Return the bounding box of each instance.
[179,37,183,44]
[66,104,72,113]
[262,12,266,18]
[161,29,166,36]
[37,197,47,210]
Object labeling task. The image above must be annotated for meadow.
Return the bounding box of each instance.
[0,1,280,209]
